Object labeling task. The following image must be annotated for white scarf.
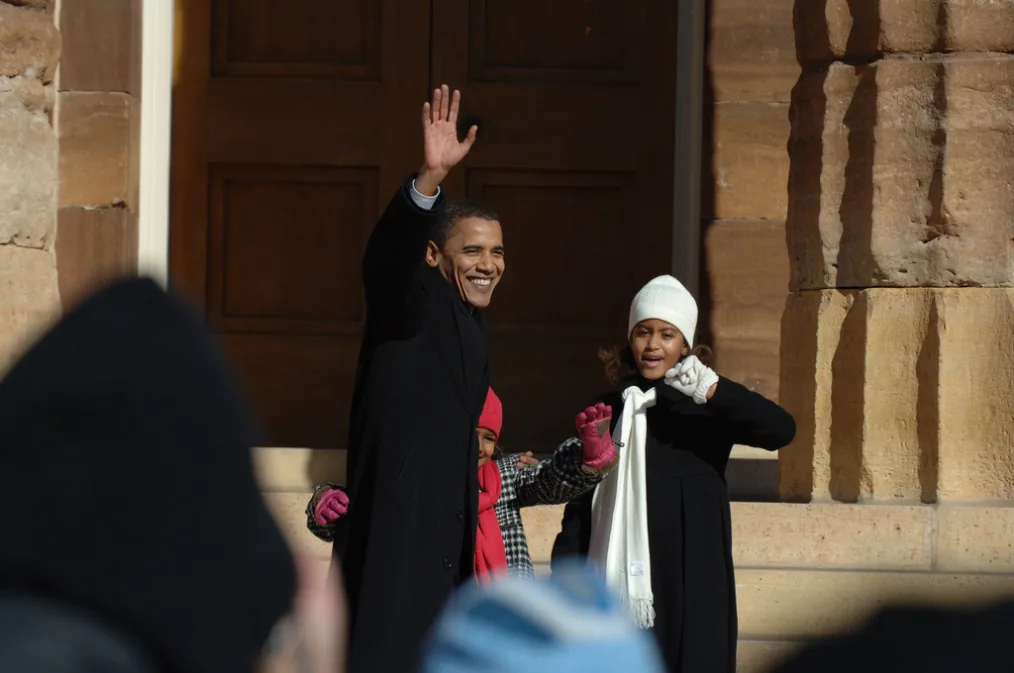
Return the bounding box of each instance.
[588,385,657,628]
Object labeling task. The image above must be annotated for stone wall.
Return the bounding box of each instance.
[55,0,140,309]
[780,0,1014,504]
[0,0,61,373]
[705,0,797,401]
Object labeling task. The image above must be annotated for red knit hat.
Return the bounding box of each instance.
[478,387,503,439]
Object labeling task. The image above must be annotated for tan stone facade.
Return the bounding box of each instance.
[0,0,61,373]
[0,0,140,376]
[55,0,140,309]
[781,1,1014,504]
[4,1,1014,671]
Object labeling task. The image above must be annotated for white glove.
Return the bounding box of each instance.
[664,355,719,405]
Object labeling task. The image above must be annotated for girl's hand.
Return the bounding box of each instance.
[313,488,349,527]
[576,403,616,469]
[665,356,719,405]
[516,451,540,467]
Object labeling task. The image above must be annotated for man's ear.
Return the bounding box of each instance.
[424,240,441,268]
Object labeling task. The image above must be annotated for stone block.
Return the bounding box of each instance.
[712,337,781,405]
[523,505,565,563]
[253,447,348,492]
[710,102,790,220]
[779,287,1014,503]
[937,505,1014,573]
[778,290,853,501]
[0,245,60,375]
[4,1,52,10]
[779,289,933,502]
[0,73,52,112]
[795,0,1014,64]
[56,207,137,309]
[732,503,933,570]
[788,57,1014,290]
[59,0,141,93]
[0,3,60,81]
[708,0,798,102]
[0,91,56,247]
[706,219,788,400]
[935,290,1014,500]
[726,454,780,502]
[58,91,135,208]
[736,568,1014,639]
[706,219,788,343]
[947,0,1014,52]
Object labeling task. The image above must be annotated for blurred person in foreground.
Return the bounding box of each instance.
[766,599,1014,673]
[420,562,667,673]
[0,278,345,673]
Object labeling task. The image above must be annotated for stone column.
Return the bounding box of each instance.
[779,0,1014,503]
[0,0,62,374]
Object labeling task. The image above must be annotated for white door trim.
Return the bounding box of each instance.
[136,0,175,286]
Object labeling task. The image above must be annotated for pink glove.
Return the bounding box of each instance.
[576,403,616,469]
[314,488,349,527]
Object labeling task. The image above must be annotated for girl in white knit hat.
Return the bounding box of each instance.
[550,274,796,673]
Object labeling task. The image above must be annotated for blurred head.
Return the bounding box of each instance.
[258,556,347,673]
[626,275,698,381]
[476,387,503,468]
[420,563,667,673]
[426,201,504,310]
[0,279,297,673]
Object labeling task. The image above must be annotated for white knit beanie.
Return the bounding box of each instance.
[627,275,698,347]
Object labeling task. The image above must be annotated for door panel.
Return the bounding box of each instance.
[170,0,428,447]
[433,0,679,451]
[171,0,680,449]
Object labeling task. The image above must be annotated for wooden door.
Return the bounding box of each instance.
[170,0,429,446]
[432,0,679,451]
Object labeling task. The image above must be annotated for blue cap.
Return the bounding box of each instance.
[420,562,666,673]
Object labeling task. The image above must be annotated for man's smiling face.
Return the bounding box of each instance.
[426,216,505,310]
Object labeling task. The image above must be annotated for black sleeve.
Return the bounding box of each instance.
[550,489,594,566]
[707,376,796,450]
[361,178,445,321]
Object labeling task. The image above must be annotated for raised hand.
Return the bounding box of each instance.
[313,487,350,527]
[416,85,478,195]
[576,403,617,469]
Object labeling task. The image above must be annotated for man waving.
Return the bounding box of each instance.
[337,85,505,673]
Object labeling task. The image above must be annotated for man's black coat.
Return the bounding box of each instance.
[337,180,489,673]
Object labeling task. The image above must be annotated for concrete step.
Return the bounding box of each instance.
[266,495,947,573]
[261,449,1014,650]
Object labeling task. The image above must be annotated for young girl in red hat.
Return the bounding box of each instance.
[308,387,616,580]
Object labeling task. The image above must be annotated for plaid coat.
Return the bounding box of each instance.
[306,437,612,577]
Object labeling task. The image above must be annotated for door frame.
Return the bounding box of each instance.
[139,0,707,295]
[136,0,176,286]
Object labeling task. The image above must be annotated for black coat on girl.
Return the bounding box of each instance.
[551,374,795,673]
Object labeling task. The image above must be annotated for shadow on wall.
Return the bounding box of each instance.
[777,0,831,502]
[780,0,946,503]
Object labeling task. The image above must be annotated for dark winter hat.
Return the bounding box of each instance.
[0,278,295,673]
